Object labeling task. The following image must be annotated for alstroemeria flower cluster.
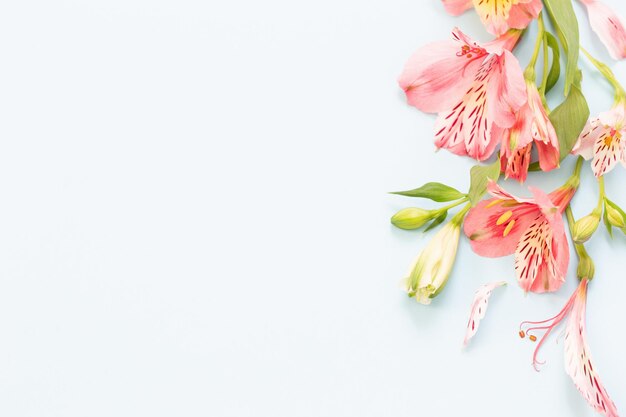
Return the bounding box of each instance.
[390,1,626,415]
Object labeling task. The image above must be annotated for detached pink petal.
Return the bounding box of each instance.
[564,280,620,417]
[579,0,626,60]
[463,281,506,347]
[441,0,473,16]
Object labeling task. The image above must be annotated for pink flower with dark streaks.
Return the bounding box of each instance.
[520,279,620,417]
[572,102,626,177]
[398,28,526,161]
[464,181,575,293]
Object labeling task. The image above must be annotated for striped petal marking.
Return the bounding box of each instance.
[514,216,560,292]
[473,0,518,35]
[592,126,625,177]
[564,280,620,417]
[463,281,506,347]
[434,56,497,160]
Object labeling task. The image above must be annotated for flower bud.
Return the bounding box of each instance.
[573,214,601,244]
[605,204,626,228]
[391,208,435,230]
[401,220,461,304]
[576,247,595,281]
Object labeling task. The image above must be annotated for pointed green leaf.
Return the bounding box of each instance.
[468,159,501,206]
[391,182,465,202]
[544,32,561,94]
[543,0,580,94]
[549,82,589,161]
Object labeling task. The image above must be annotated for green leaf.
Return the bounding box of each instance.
[424,210,447,232]
[544,32,561,94]
[543,0,580,94]
[391,182,465,202]
[549,82,590,161]
[468,159,501,206]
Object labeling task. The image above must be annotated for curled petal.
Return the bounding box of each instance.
[463,281,507,347]
[580,0,626,60]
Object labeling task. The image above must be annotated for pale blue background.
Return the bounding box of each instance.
[0,1,624,416]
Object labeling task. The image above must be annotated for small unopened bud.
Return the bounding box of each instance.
[573,214,601,244]
[577,248,595,280]
[605,204,626,228]
[391,208,434,230]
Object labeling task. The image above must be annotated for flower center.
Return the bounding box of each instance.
[456,44,485,59]
[604,128,622,148]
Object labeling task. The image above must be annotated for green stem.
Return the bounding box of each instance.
[565,205,595,280]
[525,12,545,80]
[581,47,626,101]
[437,197,469,214]
[595,176,605,214]
[539,30,550,100]
[451,203,471,226]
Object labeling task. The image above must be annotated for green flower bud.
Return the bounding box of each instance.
[573,214,601,244]
[391,208,435,230]
[576,246,595,280]
[605,204,626,228]
[401,220,461,304]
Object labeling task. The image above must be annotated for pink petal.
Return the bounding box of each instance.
[486,50,527,130]
[535,121,560,172]
[580,0,626,60]
[441,0,473,16]
[463,281,507,347]
[515,216,568,293]
[501,143,532,182]
[398,30,487,114]
[472,0,516,36]
[506,0,543,31]
[464,198,538,258]
[572,118,603,160]
[591,126,625,177]
[564,280,620,417]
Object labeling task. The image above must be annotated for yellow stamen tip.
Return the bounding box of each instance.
[503,219,515,237]
[496,210,513,225]
[529,335,537,342]
[519,331,525,339]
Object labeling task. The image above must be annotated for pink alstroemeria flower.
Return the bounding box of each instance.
[441,0,542,36]
[572,102,626,177]
[579,0,626,60]
[398,28,526,161]
[520,279,619,417]
[500,81,560,182]
[464,181,573,293]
